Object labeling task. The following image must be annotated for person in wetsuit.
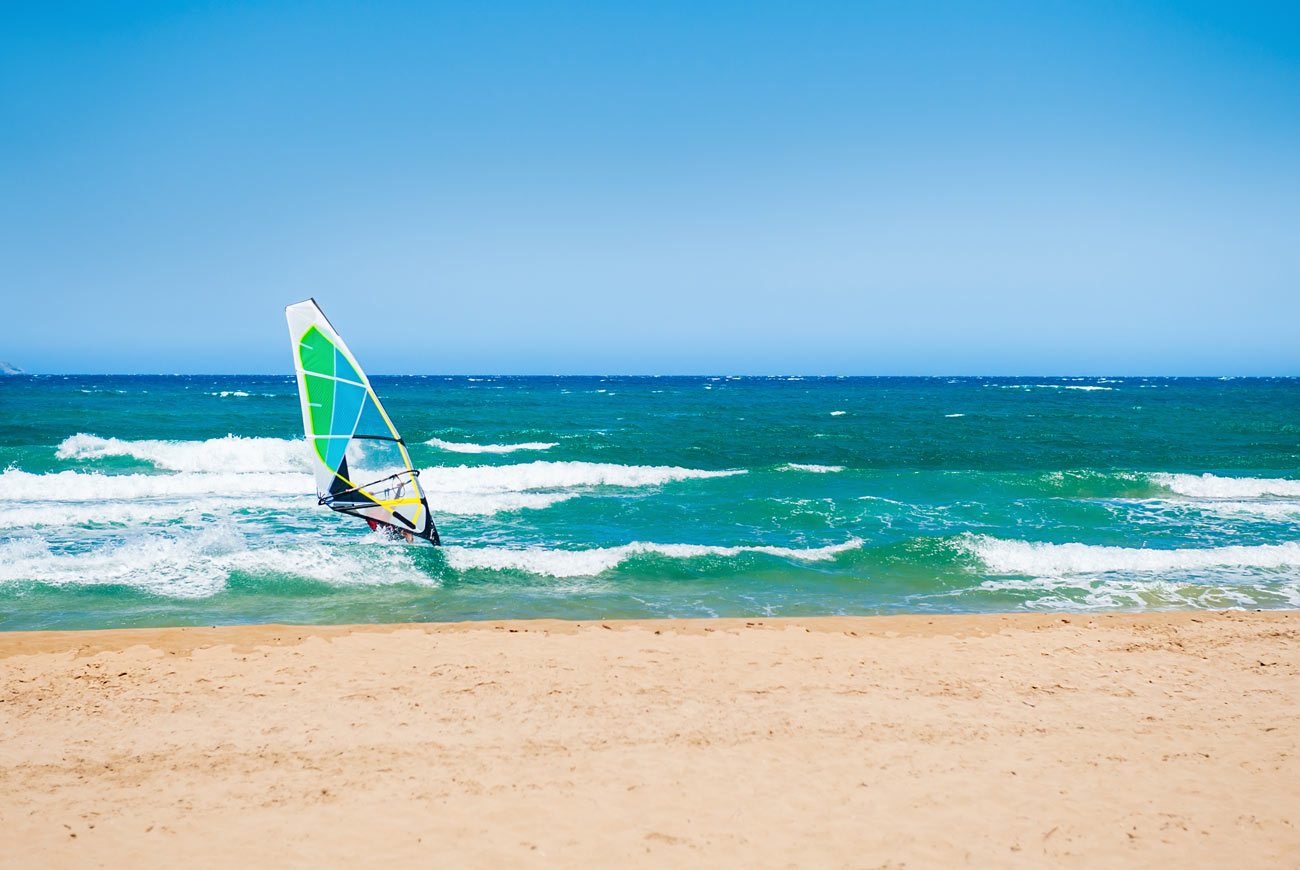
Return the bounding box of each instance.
[365,518,414,544]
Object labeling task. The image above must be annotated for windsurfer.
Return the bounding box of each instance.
[287,299,440,546]
[366,518,415,544]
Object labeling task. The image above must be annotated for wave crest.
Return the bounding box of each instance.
[962,534,1300,577]
[418,461,744,493]
[444,538,863,577]
[426,438,558,454]
[0,469,310,501]
[57,434,308,473]
[1150,473,1300,499]
[0,529,430,598]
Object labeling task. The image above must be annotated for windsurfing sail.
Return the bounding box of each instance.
[285,299,440,545]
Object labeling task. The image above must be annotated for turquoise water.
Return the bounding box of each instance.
[1,375,1298,630]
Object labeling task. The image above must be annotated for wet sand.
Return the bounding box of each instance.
[1,611,1297,867]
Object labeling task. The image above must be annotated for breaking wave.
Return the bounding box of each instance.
[1150,473,1300,499]
[1129,499,1300,522]
[1009,470,1300,501]
[0,457,741,524]
[0,528,430,598]
[53,437,739,494]
[426,437,558,454]
[965,574,1300,611]
[0,490,577,527]
[0,498,300,529]
[426,491,578,516]
[0,469,310,501]
[962,534,1300,577]
[0,531,863,596]
[57,434,308,473]
[444,538,864,578]
[416,461,744,493]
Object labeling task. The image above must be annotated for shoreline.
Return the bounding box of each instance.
[1,608,1287,655]
[3,610,1297,867]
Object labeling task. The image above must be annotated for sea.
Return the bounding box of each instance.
[1,375,1298,631]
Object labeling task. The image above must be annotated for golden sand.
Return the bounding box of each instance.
[1,611,1297,867]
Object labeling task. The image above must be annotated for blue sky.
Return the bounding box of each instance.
[2,1,1297,374]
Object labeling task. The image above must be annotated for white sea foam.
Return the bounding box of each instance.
[0,469,311,501]
[963,534,1300,576]
[426,437,558,454]
[57,434,309,473]
[444,538,864,578]
[781,463,845,473]
[53,437,740,495]
[210,390,250,397]
[0,528,431,597]
[829,410,847,416]
[966,574,1300,612]
[0,497,305,529]
[1038,469,1144,490]
[2,457,737,525]
[426,491,578,516]
[0,473,594,522]
[416,461,744,494]
[0,489,575,527]
[1150,473,1300,499]
[985,384,1113,391]
[944,413,965,418]
[1128,499,1300,522]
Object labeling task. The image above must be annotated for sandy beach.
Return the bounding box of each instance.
[1,611,1297,867]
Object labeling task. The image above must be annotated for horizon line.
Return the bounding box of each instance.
[4,372,1298,380]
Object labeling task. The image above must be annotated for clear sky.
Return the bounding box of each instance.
[2,1,1297,374]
